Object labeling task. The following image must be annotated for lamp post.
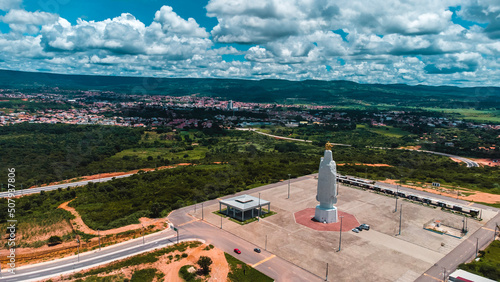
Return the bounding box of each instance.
[394,177,400,213]
[476,237,479,258]
[287,174,291,199]
[398,204,402,236]
[202,202,204,221]
[338,216,344,252]
[258,192,261,221]
[142,224,145,245]
[265,234,268,251]
[76,238,80,262]
[98,229,101,251]
[325,262,329,281]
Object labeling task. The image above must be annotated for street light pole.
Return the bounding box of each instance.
[395,180,399,213]
[325,262,329,281]
[98,229,101,251]
[142,224,145,245]
[265,234,268,251]
[287,174,291,199]
[476,237,479,258]
[338,216,344,252]
[398,204,402,236]
[202,202,204,221]
[76,238,80,262]
[258,192,261,221]
[443,267,447,282]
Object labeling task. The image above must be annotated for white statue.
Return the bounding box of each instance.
[314,142,338,223]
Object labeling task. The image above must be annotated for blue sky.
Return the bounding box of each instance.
[0,0,499,86]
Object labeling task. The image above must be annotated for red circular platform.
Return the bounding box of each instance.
[294,208,360,232]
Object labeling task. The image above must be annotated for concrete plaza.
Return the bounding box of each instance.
[190,175,495,281]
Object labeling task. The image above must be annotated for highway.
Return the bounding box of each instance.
[0,175,323,281]
[239,127,479,167]
[0,230,181,281]
[0,173,134,198]
[415,150,479,168]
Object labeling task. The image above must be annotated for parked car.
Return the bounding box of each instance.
[254,248,261,253]
[359,223,370,230]
[352,228,360,233]
[234,248,241,254]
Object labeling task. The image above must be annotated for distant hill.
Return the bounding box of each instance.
[0,69,499,109]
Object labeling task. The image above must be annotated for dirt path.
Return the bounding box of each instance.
[58,200,164,235]
[380,179,500,204]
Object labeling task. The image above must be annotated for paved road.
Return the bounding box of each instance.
[415,150,479,168]
[0,174,134,198]
[415,212,500,282]
[239,127,478,167]
[0,230,180,281]
[236,127,351,146]
[169,207,323,282]
[0,174,323,282]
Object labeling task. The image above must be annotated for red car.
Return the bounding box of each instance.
[234,248,241,254]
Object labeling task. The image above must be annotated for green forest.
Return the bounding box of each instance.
[0,123,498,234]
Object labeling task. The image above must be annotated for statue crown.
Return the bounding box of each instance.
[325,142,333,150]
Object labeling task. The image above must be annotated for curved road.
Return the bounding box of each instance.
[238,127,478,168]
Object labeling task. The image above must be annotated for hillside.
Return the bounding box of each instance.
[1,69,499,109]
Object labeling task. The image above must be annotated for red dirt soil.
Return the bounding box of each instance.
[58,200,164,236]
[380,179,500,204]
[294,208,360,231]
[472,158,500,167]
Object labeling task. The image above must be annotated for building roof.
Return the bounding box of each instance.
[448,269,496,282]
[219,194,270,211]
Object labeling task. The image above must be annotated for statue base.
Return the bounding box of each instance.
[314,205,338,223]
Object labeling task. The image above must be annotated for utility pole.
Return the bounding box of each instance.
[476,237,479,258]
[142,224,145,245]
[287,174,291,199]
[338,216,344,252]
[258,192,261,221]
[325,262,329,281]
[395,177,400,213]
[98,229,101,251]
[398,204,402,236]
[76,238,80,262]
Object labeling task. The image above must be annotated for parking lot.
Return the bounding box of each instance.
[190,175,494,281]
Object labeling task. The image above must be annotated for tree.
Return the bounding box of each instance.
[48,236,62,246]
[197,256,213,275]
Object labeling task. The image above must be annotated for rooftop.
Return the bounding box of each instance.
[219,194,270,211]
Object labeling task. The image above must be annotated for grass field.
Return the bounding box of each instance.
[423,108,500,123]
[459,240,500,280]
[224,253,273,282]
[356,124,412,138]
